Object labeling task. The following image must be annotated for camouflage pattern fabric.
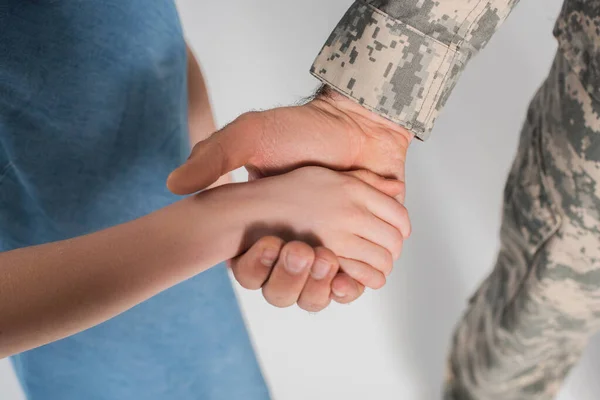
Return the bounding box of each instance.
[313,1,600,399]
[446,44,600,397]
[311,0,520,140]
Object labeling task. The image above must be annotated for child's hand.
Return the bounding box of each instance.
[211,166,410,305]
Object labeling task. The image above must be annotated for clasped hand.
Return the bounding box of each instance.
[168,89,414,311]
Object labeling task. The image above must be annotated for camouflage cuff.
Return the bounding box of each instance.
[310,1,469,141]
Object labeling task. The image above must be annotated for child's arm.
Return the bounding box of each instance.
[0,195,236,358]
[0,167,408,358]
[233,168,410,292]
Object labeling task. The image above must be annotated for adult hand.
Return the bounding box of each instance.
[168,87,414,310]
[167,87,413,200]
[229,237,365,311]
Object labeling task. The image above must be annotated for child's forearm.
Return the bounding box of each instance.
[0,194,238,358]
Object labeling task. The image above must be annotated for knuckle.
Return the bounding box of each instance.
[333,280,365,303]
[238,279,263,291]
[269,301,294,309]
[395,202,409,219]
[284,240,313,255]
[340,287,362,303]
[263,290,295,309]
[282,241,315,264]
[258,236,285,250]
[375,248,394,275]
[226,258,236,270]
[314,247,337,265]
[347,259,388,289]
[298,299,329,313]
[345,204,368,224]
[232,268,264,291]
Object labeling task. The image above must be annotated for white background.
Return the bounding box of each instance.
[3,0,600,399]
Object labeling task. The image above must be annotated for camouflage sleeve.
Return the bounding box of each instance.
[310,0,520,141]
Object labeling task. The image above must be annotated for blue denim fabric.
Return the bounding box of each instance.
[0,1,269,398]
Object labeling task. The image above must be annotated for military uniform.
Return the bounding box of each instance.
[312,1,600,399]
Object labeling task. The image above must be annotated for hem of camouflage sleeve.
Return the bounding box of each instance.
[310,0,470,141]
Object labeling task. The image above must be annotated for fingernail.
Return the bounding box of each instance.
[332,288,347,298]
[285,252,310,275]
[311,259,331,280]
[261,248,279,267]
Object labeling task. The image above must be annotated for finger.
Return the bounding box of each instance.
[344,170,405,198]
[207,172,234,189]
[354,215,404,261]
[337,257,387,290]
[331,272,365,304]
[297,247,340,313]
[332,236,393,284]
[262,241,314,308]
[230,236,284,290]
[167,112,264,195]
[395,179,407,204]
[365,196,411,239]
[344,170,411,238]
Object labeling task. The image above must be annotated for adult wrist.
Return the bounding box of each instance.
[314,84,415,147]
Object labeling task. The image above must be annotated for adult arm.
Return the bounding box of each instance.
[168,0,522,193]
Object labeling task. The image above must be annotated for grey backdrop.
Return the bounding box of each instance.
[2,0,600,399]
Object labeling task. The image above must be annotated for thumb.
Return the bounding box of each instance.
[167,113,263,195]
[344,170,405,200]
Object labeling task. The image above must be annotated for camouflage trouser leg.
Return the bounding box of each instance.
[445,50,600,400]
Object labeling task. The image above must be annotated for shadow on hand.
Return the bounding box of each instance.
[239,222,323,255]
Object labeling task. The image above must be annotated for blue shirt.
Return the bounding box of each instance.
[0,1,269,399]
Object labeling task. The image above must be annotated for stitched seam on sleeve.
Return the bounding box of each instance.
[421,4,490,127]
[357,0,454,49]
[414,0,487,128]
[311,35,461,134]
[422,51,464,128]
[312,0,489,137]
[310,70,427,135]
[356,0,462,132]
[414,44,458,129]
